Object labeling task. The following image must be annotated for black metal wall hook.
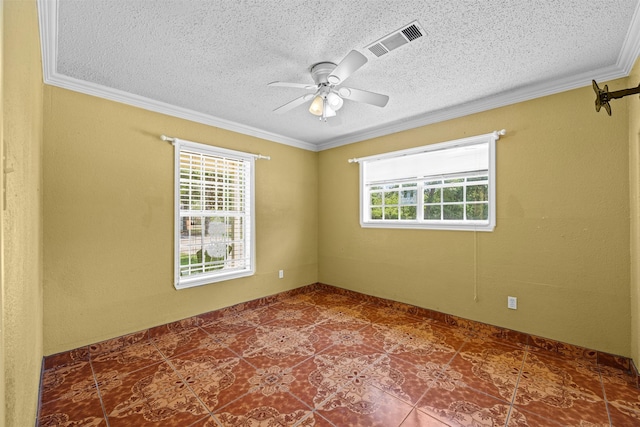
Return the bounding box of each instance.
[592,79,640,116]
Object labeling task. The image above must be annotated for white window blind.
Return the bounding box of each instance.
[356,131,501,231]
[174,139,255,289]
[364,143,488,184]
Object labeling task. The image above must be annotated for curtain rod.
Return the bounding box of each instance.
[160,135,271,160]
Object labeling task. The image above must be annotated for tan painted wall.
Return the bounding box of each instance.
[2,0,44,425]
[319,83,632,357]
[42,87,318,354]
[4,0,637,422]
[629,60,640,369]
[1,3,5,423]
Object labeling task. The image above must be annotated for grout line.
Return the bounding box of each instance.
[290,408,335,427]
[396,407,414,426]
[188,415,219,427]
[163,350,241,419]
[199,414,224,427]
[503,349,528,427]
[87,355,112,427]
[598,365,615,427]
[39,286,639,426]
[44,282,635,381]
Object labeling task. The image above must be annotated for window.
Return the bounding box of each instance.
[358,131,500,231]
[174,139,255,289]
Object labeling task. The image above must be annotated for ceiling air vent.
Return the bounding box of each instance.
[366,21,424,57]
[402,24,422,41]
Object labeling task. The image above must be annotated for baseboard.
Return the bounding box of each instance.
[312,283,639,387]
[42,281,639,389]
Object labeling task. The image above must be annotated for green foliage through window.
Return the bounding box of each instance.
[368,174,488,223]
[359,132,498,231]
[369,183,420,220]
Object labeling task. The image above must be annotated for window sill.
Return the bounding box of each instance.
[360,220,495,232]
[175,268,254,290]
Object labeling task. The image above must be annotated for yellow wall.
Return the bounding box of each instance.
[1,3,5,423]
[319,82,632,357]
[42,87,318,354]
[3,1,637,423]
[629,61,640,370]
[41,70,636,361]
[2,0,44,426]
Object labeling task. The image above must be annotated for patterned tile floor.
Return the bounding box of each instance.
[39,286,640,426]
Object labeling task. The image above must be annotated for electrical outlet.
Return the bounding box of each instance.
[507,296,517,310]
[278,270,284,279]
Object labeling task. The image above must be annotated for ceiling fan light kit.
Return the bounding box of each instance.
[309,94,338,119]
[309,96,324,116]
[327,92,344,110]
[268,50,389,122]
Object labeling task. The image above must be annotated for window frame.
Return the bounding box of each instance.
[358,132,498,232]
[174,139,256,289]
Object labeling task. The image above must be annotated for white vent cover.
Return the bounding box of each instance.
[366,21,424,57]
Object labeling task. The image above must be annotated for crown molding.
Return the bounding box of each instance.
[38,0,640,153]
[36,0,318,152]
[319,3,640,151]
[38,0,57,80]
[44,72,319,151]
[617,0,640,75]
[316,64,630,151]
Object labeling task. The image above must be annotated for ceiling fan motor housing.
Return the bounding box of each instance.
[310,62,337,85]
[269,50,388,116]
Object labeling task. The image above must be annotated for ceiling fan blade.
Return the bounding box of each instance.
[273,93,315,114]
[268,81,317,90]
[338,87,389,107]
[327,50,368,85]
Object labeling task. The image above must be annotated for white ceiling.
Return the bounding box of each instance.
[38,0,640,151]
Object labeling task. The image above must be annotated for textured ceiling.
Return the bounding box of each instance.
[39,0,640,151]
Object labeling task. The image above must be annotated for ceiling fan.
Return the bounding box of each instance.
[268,50,389,121]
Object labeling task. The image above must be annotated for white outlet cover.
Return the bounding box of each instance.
[507,296,517,310]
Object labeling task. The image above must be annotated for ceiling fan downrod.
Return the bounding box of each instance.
[592,79,640,116]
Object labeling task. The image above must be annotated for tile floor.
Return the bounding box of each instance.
[38,285,640,426]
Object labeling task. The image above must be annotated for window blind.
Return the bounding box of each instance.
[364,143,488,184]
[174,139,255,289]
